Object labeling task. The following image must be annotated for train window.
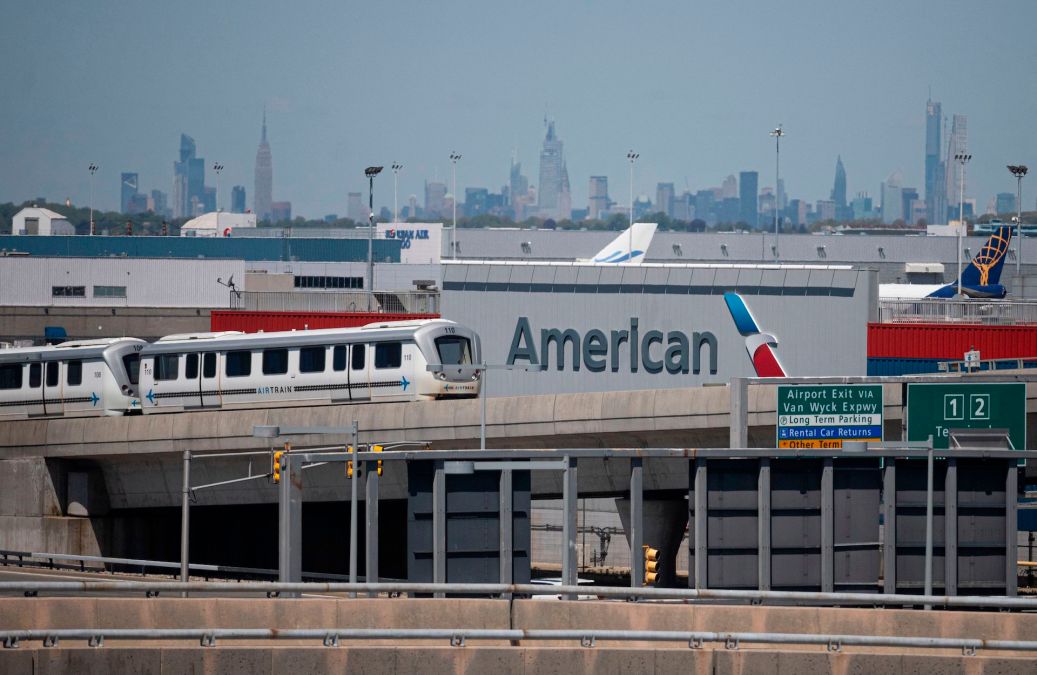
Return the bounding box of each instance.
[300,346,326,373]
[29,364,41,388]
[434,336,473,365]
[0,364,21,390]
[203,353,216,378]
[67,360,83,386]
[154,355,179,381]
[333,346,347,371]
[122,354,140,385]
[226,351,252,377]
[352,344,365,370]
[185,353,199,379]
[375,343,402,369]
[46,362,58,387]
[263,349,289,375]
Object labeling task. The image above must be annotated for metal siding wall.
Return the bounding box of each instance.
[441,263,873,396]
[209,311,439,332]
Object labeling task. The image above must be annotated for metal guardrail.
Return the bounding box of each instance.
[879,298,1037,325]
[4,581,1037,610]
[938,357,1037,373]
[0,550,358,583]
[2,626,1036,654]
[230,290,440,314]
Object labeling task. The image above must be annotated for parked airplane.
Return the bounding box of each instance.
[579,222,657,264]
[880,225,1012,299]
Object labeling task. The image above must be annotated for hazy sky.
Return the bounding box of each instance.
[1,0,1035,218]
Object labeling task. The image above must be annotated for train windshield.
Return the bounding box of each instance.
[434,336,473,365]
[122,353,140,385]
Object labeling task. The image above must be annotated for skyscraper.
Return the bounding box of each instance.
[830,156,846,209]
[231,186,246,214]
[924,98,947,224]
[254,112,274,223]
[588,176,609,220]
[557,162,572,221]
[121,173,139,213]
[347,192,365,221]
[738,171,758,228]
[656,183,675,217]
[173,135,204,219]
[946,114,968,216]
[881,172,904,224]
[536,120,564,219]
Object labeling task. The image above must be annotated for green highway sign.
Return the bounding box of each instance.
[777,384,884,449]
[906,382,1027,450]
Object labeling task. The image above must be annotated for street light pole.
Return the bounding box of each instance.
[365,166,384,311]
[769,125,785,260]
[627,151,639,256]
[450,152,461,259]
[392,162,403,224]
[213,163,224,234]
[1009,165,1028,279]
[88,163,98,235]
[955,153,972,296]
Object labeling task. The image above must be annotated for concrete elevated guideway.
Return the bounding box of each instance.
[2,378,1036,511]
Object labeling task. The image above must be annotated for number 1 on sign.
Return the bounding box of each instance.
[944,394,964,420]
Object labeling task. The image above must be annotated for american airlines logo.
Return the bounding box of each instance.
[723,292,787,377]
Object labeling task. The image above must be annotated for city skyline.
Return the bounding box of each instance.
[1,1,1034,219]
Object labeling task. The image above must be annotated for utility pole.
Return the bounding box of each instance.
[392,162,403,223]
[627,151,639,256]
[1008,165,1028,279]
[770,125,785,260]
[450,153,461,259]
[955,153,972,296]
[365,166,383,311]
[88,163,98,235]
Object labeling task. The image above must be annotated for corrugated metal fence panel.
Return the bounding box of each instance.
[211,311,439,332]
[867,358,942,376]
[868,323,1037,360]
[0,235,401,263]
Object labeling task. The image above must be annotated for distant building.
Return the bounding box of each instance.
[536,120,565,219]
[11,207,74,235]
[924,97,947,225]
[995,192,1016,215]
[851,193,874,220]
[815,199,836,222]
[881,173,904,224]
[720,175,737,199]
[900,188,919,225]
[347,192,365,222]
[121,173,139,213]
[464,187,489,217]
[588,176,609,220]
[180,212,258,237]
[672,192,693,221]
[271,201,291,223]
[150,190,168,217]
[231,186,246,214]
[173,134,205,220]
[830,156,847,210]
[254,112,274,222]
[738,171,758,228]
[695,190,716,226]
[946,114,968,217]
[655,183,674,218]
[126,193,148,214]
[424,181,447,218]
[202,186,216,214]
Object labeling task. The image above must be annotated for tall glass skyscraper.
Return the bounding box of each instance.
[924,98,946,224]
[537,121,564,219]
[830,156,846,209]
[738,171,758,228]
[173,134,205,219]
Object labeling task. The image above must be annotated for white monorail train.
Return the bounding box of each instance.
[0,338,146,419]
[137,319,480,413]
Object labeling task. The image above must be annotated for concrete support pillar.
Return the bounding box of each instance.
[616,495,688,588]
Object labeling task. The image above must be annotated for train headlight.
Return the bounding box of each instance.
[121,385,128,393]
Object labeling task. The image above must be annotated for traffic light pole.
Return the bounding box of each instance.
[180,450,191,596]
[349,422,359,597]
[365,442,380,596]
[278,444,303,593]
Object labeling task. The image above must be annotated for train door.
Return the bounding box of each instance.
[330,345,353,402]
[351,343,370,401]
[25,363,45,417]
[201,352,218,408]
[371,341,406,402]
[43,361,62,416]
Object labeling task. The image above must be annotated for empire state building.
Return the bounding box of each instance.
[254,112,273,222]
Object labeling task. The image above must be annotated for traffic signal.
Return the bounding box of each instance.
[372,444,383,477]
[346,446,356,478]
[272,450,283,484]
[643,545,660,586]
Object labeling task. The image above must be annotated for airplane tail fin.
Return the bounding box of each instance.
[961,225,1012,287]
[586,222,657,264]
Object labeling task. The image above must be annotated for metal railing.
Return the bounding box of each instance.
[2,625,1037,654]
[230,289,440,314]
[938,357,1037,372]
[879,298,1037,324]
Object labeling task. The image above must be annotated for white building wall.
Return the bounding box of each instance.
[0,258,245,308]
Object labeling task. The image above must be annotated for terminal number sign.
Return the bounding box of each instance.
[776,385,883,449]
[906,382,1026,450]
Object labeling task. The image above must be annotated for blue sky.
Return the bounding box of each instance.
[1,0,1034,218]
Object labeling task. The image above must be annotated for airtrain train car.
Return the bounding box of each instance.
[0,338,146,419]
[137,319,481,413]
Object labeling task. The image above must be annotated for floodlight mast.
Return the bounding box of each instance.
[1008,165,1028,277]
[365,166,383,311]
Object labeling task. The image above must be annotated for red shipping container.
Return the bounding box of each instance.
[211,311,439,333]
[868,323,1037,360]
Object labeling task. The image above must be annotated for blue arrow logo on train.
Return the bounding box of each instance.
[146,389,155,404]
[401,376,410,391]
[90,392,99,406]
